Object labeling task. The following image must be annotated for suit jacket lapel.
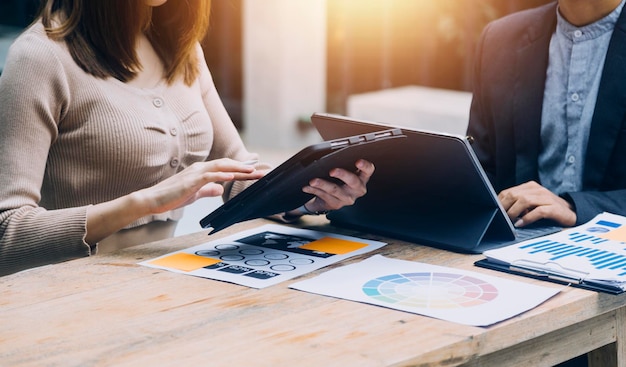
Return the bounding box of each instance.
[512,4,557,184]
[585,6,626,187]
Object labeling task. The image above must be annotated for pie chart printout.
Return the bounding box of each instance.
[362,272,499,309]
[290,255,561,326]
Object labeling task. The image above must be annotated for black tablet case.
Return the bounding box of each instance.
[200,128,406,233]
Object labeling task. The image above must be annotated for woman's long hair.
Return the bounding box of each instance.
[39,0,211,85]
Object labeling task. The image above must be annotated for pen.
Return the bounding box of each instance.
[510,265,625,293]
[509,265,581,283]
[582,279,625,293]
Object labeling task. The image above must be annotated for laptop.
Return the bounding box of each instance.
[311,112,561,254]
[200,128,406,233]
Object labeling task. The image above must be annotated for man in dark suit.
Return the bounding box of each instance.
[469,2,625,366]
[468,0,626,233]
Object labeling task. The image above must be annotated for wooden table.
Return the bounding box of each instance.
[2,217,625,367]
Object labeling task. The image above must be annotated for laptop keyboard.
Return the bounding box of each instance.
[475,225,562,253]
[514,226,562,242]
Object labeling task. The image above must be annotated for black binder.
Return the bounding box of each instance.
[200,128,406,233]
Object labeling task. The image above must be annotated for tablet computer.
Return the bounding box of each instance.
[311,113,560,253]
[199,128,406,233]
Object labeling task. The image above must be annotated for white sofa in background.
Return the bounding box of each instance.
[347,85,473,135]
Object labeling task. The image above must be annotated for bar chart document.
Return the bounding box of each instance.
[476,212,626,294]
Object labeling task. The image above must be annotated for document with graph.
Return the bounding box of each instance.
[475,212,626,294]
[139,224,386,289]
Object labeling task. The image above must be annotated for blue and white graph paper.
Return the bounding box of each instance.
[483,212,626,289]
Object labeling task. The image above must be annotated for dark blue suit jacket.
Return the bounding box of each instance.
[468,1,626,224]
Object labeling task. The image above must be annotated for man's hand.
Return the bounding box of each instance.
[498,181,576,227]
[300,159,375,213]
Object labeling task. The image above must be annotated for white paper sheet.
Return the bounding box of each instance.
[139,224,386,289]
[290,255,561,326]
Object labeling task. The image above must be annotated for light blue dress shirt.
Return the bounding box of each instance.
[539,1,625,195]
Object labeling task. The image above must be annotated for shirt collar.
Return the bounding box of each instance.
[556,0,625,41]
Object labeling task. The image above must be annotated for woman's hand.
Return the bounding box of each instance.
[497,180,576,227]
[137,158,265,214]
[86,158,265,244]
[299,159,375,214]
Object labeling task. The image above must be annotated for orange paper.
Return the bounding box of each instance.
[299,236,367,255]
[149,253,220,272]
[599,226,626,243]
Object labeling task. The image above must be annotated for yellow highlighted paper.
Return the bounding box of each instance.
[149,253,220,272]
[299,236,367,255]
[600,226,626,242]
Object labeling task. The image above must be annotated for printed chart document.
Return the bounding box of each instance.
[290,255,560,326]
[476,212,626,294]
[140,224,386,289]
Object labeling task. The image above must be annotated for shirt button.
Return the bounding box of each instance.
[571,93,580,102]
[574,30,583,38]
[568,155,576,164]
[170,128,178,136]
[170,158,180,167]
[153,98,164,108]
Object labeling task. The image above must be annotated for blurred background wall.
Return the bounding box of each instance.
[0,0,554,147]
[326,0,553,114]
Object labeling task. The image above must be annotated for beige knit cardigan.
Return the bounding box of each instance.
[0,22,262,275]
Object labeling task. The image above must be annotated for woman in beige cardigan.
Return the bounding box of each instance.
[0,0,374,276]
